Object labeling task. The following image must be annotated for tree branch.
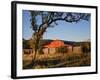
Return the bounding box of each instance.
[48,17,81,26]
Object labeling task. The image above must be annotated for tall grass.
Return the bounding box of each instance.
[23,52,91,69]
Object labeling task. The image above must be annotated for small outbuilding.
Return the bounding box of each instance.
[43,40,73,54]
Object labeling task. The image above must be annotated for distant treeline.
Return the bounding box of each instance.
[23,39,91,52]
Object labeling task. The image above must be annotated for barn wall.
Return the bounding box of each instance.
[67,46,73,53]
[43,46,83,54]
[43,48,49,54]
[73,46,82,54]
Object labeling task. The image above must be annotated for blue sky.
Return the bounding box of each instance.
[22,10,90,42]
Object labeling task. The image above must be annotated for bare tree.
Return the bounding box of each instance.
[29,11,90,68]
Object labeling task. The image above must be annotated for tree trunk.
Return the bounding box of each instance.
[31,48,37,68]
[25,24,48,69]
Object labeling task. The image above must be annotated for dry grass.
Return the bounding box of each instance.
[23,52,91,69]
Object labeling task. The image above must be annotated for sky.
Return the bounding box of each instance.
[22,10,91,42]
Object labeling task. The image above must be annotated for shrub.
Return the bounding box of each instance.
[82,42,91,53]
[56,46,67,53]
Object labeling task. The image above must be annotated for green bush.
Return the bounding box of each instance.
[82,42,91,53]
[56,46,67,53]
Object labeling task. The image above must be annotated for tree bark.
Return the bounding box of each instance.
[31,48,37,68]
[27,24,48,68]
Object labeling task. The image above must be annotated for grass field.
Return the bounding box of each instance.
[23,52,91,69]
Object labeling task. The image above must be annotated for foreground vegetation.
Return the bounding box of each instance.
[23,52,91,69]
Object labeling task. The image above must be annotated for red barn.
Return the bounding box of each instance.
[43,40,73,54]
